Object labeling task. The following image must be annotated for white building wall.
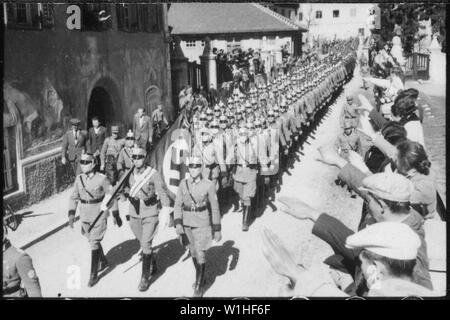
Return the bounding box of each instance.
[298,3,372,41]
[180,36,294,64]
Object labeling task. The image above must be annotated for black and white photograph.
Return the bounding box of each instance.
[2,1,447,302]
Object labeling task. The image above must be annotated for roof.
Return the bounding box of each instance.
[168,3,307,36]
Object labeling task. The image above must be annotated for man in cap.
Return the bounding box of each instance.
[117,129,135,179]
[263,220,432,297]
[61,118,88,176]
[174,156,222,297]
[3,223,42,297]
[87,116,107,171]
[233,125,259,231]
[133,107,153,151]
[340,95,359,129]
[100,125,125,185]
[279,170,433,294]
[119,147,171,291]
[334,118,362,160]
[68,153,121,287]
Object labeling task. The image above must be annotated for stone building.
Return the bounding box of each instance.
[3,3,172,208]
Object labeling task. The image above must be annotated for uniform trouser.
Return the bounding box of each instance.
[184,225,212,264]
[81,217,107,250]
[129,216,159,254]
[69,160,81,176]
[233,179,256,206]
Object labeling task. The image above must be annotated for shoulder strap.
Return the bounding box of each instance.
[79,175,95,199]
[184,179,198,206]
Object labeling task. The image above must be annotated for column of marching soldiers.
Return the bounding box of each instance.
[2,41,358,298]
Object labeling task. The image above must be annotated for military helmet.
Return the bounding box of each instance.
[132,147,147,157]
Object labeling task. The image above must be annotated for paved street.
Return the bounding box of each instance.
[25,71,365,298]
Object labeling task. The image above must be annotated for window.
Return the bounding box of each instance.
[117,3,160,32]
[333,10,339,18]
[350,8,357,17]
[186,41,196,48]
[315,10,322,19]
[298,12,303,21]
[82,3,112,31]
[5,3,54,29]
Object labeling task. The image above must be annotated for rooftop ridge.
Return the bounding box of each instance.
[252,3,307,31]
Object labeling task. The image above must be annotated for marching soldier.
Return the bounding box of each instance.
[3,225,42,297]
[174,156,221,297]
[195,129,220,188]
[100,125,125,185]
[68,153,122,287]
[233,125,259,231]
[120,147,171,292]
[116,130,135,179]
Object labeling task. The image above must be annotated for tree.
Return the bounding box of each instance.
[379,3,446,54]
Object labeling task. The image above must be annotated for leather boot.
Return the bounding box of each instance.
[193,263,206,297]
[88,249,100,287]
[242,206,250,232]
[138,254,152,292]
[148,252,157,276]
[192,257,200,289]
[98,245,109,273]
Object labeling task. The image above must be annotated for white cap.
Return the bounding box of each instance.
[346,222,421,260]
[359,172,414,202]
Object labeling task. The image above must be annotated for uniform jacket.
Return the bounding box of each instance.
[123,166,170,218]
[173,177,221,230]
[234,138,258,183]
[116,147,134,172]
[334,130,361,157]
[87,126,107,154]
[100,137,125,167]
[133,114,153,144]
[61,129,88,161]
[69,172,118,223]
[3,240,41,297]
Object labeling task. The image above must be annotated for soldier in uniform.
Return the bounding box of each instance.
[233,125,259,231]
[61,118,88,176]
[116,129,135,178]
[100,125,125,185]
[68,153,122,287]
[3,225,42,297]
[174,156,222,297]
[118,147,170,291]
[340,95,359,129]
[195,129,220,188]
[120,147,171,291]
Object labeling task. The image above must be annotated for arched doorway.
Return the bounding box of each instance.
[87,86,115,130]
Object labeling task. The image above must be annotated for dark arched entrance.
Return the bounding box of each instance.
[87,87,115,128]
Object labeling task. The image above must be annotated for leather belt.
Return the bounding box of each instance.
[237,164,258,169]
[183,205,207,212]
[205,163,218,169]
[80,196,104,204]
